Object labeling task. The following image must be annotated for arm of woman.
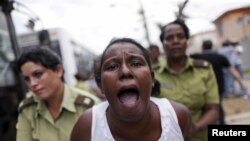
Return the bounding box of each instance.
[191,104,219,136]
[190,64,219,135]
[171,100,192,141]
[70,108,93,141]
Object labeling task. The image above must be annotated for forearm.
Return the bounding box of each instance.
[197,107,218,130]
[192,104,219,135]
[229,67,247,90]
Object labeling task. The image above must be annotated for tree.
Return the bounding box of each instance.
[156,0,190,30]
[176,0,189,20]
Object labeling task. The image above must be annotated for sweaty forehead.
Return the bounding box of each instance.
[103,42,143,59]
[164,24,184,34]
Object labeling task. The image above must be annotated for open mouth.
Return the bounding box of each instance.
[118,88,139,108]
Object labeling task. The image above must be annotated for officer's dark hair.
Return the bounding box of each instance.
[95,37,152,85]
[148,44,160,51]
[222,40,231,47]
[75,73,83,81]
[17,47,63,80]
[202,40,213,50]
[160,19,190,43]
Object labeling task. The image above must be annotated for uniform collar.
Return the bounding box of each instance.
[157,57,194,74]
[32,84,76,117]
[61,85,76,113]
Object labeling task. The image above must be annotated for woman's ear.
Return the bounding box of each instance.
[187,39,191,48]
[97,82,104,94]
[151,71,155,85]
[56,64,64,78]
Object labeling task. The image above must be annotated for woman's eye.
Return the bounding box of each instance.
[24,76,30,82]
[131,61,143,67]
[177,34,185,39]
[165,35,173,41]
[33,71,44,78]
[106,63,118,71]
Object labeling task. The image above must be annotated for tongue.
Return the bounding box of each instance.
[119,93,138,107]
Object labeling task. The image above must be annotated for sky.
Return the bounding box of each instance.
[14,0,250,55]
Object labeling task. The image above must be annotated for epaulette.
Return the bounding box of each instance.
[18,96,36,113]
[74,95,95,108]
[193,59,210,68]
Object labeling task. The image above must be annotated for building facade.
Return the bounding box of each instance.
[213,6,250,43]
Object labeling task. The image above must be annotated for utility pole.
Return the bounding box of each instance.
[1,0,21,58]
[0,0,26,103]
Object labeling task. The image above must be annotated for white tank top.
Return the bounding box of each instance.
[91,97,184,141]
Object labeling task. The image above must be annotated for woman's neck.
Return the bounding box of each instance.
[46,83,64,119]
[167,56,187,73]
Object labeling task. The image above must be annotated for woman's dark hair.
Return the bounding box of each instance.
[17,47,62,72]
[159,19,190,43]
[148,44,160,51]
[151,79,161,97]
[93,55,101,84]
[95,37,153,85]
[202,40,213,50]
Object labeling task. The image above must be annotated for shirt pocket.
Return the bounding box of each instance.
[183,80,206,109]
[159,82,177,99]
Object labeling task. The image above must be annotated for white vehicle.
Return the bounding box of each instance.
[18,28,96,85]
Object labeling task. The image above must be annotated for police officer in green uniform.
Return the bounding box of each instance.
[15,47,100,141]
[155,19,219,141]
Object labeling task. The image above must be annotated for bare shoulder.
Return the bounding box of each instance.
[169,100,192,140]
[71,108,93,141]
[169,100,190,117]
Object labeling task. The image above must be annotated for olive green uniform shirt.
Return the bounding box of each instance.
[16,85,100,141]
[155,58,219,141]
[75,80,93,94]
[152,55,165,71]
